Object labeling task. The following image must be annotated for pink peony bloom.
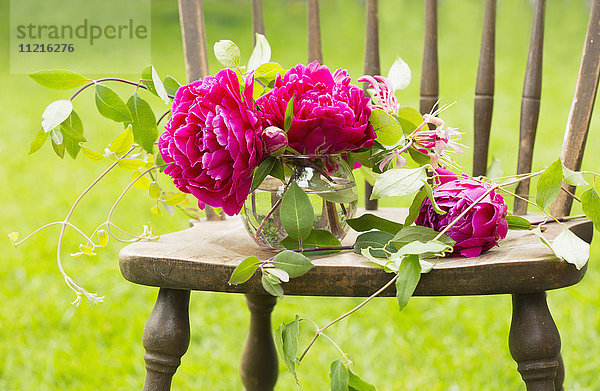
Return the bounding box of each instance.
[256,61,375,155]
[261,126,288,156]
[415,170,508,257]
[158,69,264,216]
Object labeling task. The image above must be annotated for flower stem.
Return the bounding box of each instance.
[291,245,353,253]
[297,274,399,363]
[253,181,292,240]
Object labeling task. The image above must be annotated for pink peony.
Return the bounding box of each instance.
[158,69,264,216]
[256,61,375,155]
[415,169,508,257]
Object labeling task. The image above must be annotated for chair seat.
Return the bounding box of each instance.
[119,208,592,297]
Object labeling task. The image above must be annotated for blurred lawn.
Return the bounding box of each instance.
[1,0,599,390]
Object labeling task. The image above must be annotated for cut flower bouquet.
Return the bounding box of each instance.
[10,34,600,389]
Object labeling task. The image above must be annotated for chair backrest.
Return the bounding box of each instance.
[176,0,600,217]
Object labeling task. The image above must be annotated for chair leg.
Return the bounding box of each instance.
[142,288,191,391]
[509,292,562,391]
[241,294,278,391]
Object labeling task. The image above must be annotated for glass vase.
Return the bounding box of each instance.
[241,154,358,250]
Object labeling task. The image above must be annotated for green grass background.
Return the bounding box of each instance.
[1,0,599,389]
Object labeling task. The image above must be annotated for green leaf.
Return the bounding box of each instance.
[536,159,563,209]
[353,231,396,258]
[391,226,455,249]
[271,160,285,182]
[422,181,446,214]
[152,67,169,104]
[284,95,295,132]
[346,213,403,234]
[165,192,187,206]
[395,254,421,311]
[404,188,427,226]
[255,62,285,85]
[80,145,104,162]
[109,124,135,157]
[369,109,404,147]
[330,359,349,391]
[148,181,161,199]
[348,370,376,391]
[248,33,271,71]
[280,229,342,256]
[271,250,314,278]
[228,256,261,284]
[551,227,590,270]
[41,99,73,132]
[531,226,553,251]
[251,157,277,192]
[387,56,411,91]
[261,272,284,298]
[562,166,588,186]
[132,172,151,190]
[581,187,600,232]
[395,240,452,258]
[407,147,430,166]
[264,268,290,282]
[127,94,158,153]
[51,137,65,158]
[506,215,532,230]
[371,167,427,199]
[275,316,300,384]
[60,111,85,159]
[29,128,50,154]
[213,40,241,68]
[396,106,424,134]
[95,84,132,122]
[118,158,146,171]
[29,69,90,90]
[280,181,314,243]
[163,75,181,96]
[50,128,63,145]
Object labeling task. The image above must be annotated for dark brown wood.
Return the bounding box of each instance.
[420,0,439,115]
[120,209,592,298]
[307,0,323,63]
[142,288,190,391]
[240,295,278,391]
[551,0,600,217]
[252,0,265,39]
[177,0,209,82]
[514,0,546,215]
[473,0,497,177]
[509,292,561,391]
[363,0,380,211]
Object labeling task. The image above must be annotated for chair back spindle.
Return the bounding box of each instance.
[307,0,323,63]
[420,0,439,115]
[473,0,497,177]
[514,0,546,215]
[177,0,209,82]
[551,0,600,217]
[363,0,380,210]
[252,0,266,40]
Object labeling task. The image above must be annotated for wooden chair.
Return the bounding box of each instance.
[119,0,599,389]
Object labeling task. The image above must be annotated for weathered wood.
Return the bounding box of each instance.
[509,292,561,391]
[514,0,546,215]
[240,295,278,391]
[551,0,600,217]
[473,0,496,177]
[307,0,323,63]
[177,0,209,81]
[142,288,190,391]
[363,0,380,211]
[120,209,592,298]
[252,0,265,39]
[420,0,439,115]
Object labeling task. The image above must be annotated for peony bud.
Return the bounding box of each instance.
[262,126,288,156]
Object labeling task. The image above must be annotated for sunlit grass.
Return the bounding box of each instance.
[1,0,599,389]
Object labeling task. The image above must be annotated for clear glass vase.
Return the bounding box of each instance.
[241,154,358,250]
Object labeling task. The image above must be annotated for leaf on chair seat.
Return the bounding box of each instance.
[551,227,590,270]
[395,254,421,311]
[228,256,260,285]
